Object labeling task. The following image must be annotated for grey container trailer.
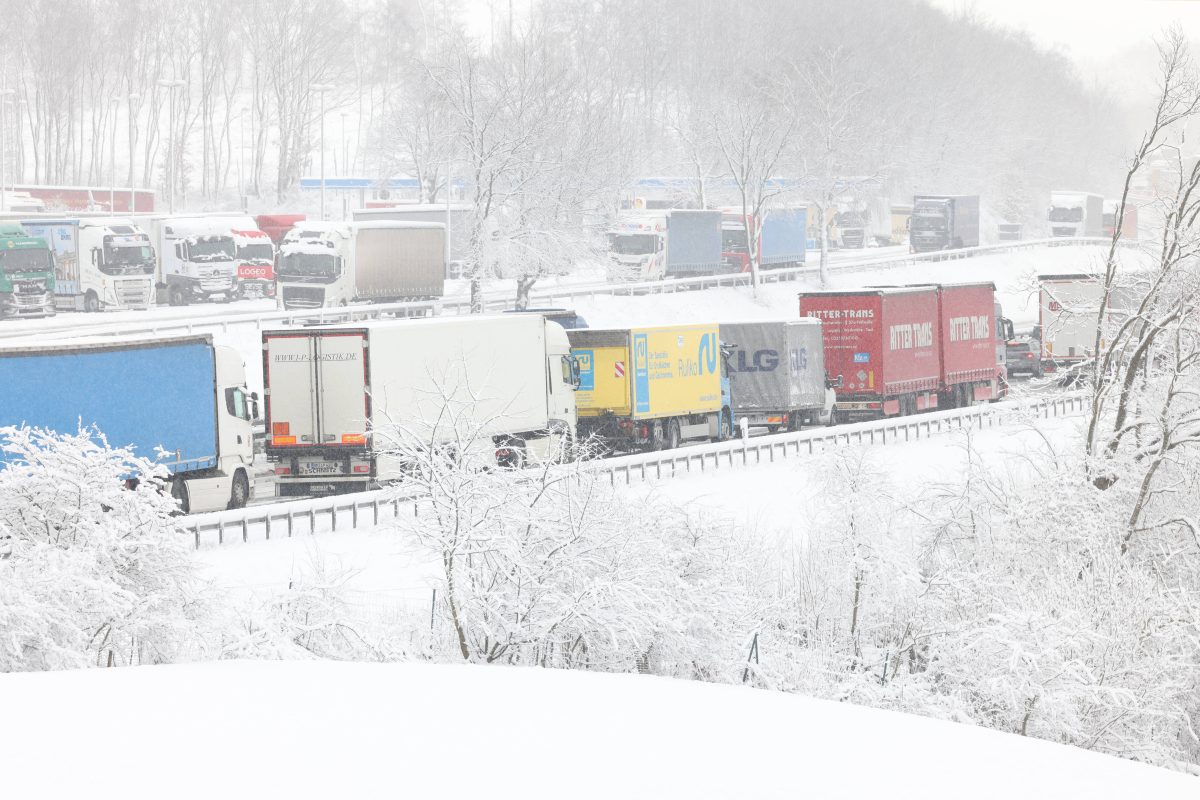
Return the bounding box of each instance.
[721,319,830,430]
[665,210,723,277]
[910,195,980,252]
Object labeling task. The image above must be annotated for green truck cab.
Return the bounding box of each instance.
[0,222,56,319]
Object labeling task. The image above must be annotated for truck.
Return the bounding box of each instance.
[353,205,471,278]
[262,314,579,496]
[0,335,256,513]
[1036,273,1134,377]
[1102,201,1138,240]
[568,323,732,451]
[832,206,867,248]
[1048,191,1104,238]
[909,195,980,253]
[0,223,56,319]
[230,225,276,300]
[606,210,722,281]
[20,217,155,312]
[275,220,446,309]
[800,287,942,420]
[928,282,1006,406]
[146,216,239,305]
[720,320,834,432]
[720,207,807,273]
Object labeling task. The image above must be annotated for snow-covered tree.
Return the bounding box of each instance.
[0,426,206,671]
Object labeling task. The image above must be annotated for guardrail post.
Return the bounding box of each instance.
[194,525,200,550]
[242,516,248,544]
[309,507,316,534]
[287,510,294,537]
[217,519,224,546]
[373,499,380,526]
[352,502,358,529]
[265,513,271,541]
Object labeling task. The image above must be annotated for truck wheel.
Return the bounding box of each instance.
[84,290,101,313]
[171,477,191,515]
[228,470,249,510]
[666,419,682,450]
[650,420,666,451]
[168,286,188,306]
[721,409,734,440]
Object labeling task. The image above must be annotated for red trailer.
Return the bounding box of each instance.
[927,282,1002,405]
[799,286,941,420]
[254,214,306,244]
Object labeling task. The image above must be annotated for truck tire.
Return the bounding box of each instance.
[666,419,682,450]
[168,285,188,306]
[650,420,666,451]
[228,470,250,510]
[84,290,101,313]
[171,477,190,515]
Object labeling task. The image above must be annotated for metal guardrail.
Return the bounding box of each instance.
[187,392,1086,550]
[0,237,1117,343]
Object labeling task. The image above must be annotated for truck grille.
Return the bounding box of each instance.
[117,279,152,307]
[1050,227,1076,237]
[282,285,325,308]
[199,276,234,292]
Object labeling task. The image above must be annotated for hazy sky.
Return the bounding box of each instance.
[927,0,1200,61]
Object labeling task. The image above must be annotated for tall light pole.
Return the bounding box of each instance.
[126,93,140,213]
[312,84,334,221]
[340,111,348,177]
[238,108,246,201]
[109,98,119,212]
[0,89,13,213]
[157,79,185,214]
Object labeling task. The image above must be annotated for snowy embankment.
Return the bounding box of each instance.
[1,659,1194,800]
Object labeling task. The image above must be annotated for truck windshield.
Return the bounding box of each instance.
[1049,206,1084,223]
[608,233,657,256]
[188,237,235,261]
[834,213,863,227]
[279,252,339,278]
[238,243,274,261]
[911,205,947,229]
[103,243,154,274]
[0,247,52,274]
[722,228,748,252]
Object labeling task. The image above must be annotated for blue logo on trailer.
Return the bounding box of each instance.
[853,352,870,363]
[698,333,718,375]
[633,333,650,414]
[575,349,595,391]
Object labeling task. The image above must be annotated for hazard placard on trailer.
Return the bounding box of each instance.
[615,361,625,378]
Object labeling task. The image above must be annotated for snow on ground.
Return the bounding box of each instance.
[1,659,1193,799]
[571,244,1119,332]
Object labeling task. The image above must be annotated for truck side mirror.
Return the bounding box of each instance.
[827,374,843,389]
[250,391,261,421]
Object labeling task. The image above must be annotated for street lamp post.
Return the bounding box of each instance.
[0,89,14,213]
[312,84,334,221]
[126,93,140,213]
[110,98,119,212]
[156,79,185,214]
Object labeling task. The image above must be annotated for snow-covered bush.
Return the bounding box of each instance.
[0,426,206,671]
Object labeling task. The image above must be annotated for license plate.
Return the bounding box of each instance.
[300,461,343,475]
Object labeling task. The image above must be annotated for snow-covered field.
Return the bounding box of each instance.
[2,659,1194,799]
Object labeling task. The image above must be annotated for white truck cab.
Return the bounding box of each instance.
[606,214,667,281]
[275,222,353,309]
[148,216,239,306]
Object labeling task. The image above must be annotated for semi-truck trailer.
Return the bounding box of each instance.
[800,286,943,420]
[928,282,1005,405]
[1036,273,1133,376]
[720,320,834,432]
[147,216,239,305]
[606,210,722,281]
[275,220,445,309]
[0,222,56,319]
[1048,191,1103,238]
[255,213,306,243]
[720,207,807,273]
[263,314,578,496]
[20,217,154,311]
[909,195,980,253]
[353,204,471,277]
[568,323,732,451]
[0,335,256,513]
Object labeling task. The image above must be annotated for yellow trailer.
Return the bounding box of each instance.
[568,324,731,451]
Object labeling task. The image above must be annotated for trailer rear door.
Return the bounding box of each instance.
[264,331,368,450]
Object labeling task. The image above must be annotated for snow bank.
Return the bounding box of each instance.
[0,659,1192,799]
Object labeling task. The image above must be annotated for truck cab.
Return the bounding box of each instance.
[231,228,276,299]
[0,223,56,319]
[275,222,353,309]
[82,219,155,310]
[149,217,238,306]
[606,214,666,281]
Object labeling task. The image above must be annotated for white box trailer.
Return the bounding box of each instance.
[263,314,578,496]
[1038,273,1134,373]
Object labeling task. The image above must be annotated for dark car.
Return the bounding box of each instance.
[1006,336,1043,378]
